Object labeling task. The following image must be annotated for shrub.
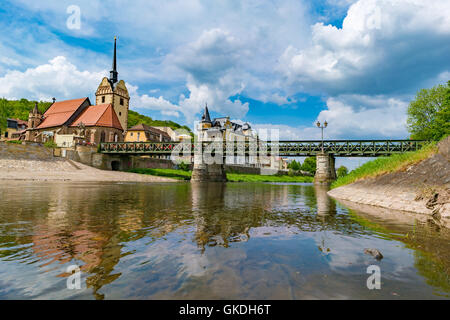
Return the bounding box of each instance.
[336,165,348,178]
[44,140,57,148]
[178,161,190,171]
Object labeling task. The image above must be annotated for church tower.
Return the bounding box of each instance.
[95,37,130,131]
[27,102,43,129]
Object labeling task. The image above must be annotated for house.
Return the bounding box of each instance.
[2,118,28,140]
[124,124,171,142]
[152,126,192,142]
[197,104,259,166]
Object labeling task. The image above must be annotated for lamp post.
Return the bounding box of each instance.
[316,120,328,153]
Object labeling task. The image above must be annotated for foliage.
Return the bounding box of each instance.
[177,161,190,171]
[6,140,22,144]
[129,168,314,183]
[227,173,313,183]
[44,140,58,148]
[128,110,192,134]
[407,82,450,141]
[331,142,438,189]
[301,156,316,174]
[336,165,348,178]
[128,168,191,180]
[287,159,301,171]
[0,98,51,135]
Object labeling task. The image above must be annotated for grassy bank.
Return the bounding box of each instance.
[128,168,191,180]
[128,168,313,183]
[331,142,438,189]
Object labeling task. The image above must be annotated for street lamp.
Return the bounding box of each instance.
[316,120,328,153]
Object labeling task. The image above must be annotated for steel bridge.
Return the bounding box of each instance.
[99,140,428,157]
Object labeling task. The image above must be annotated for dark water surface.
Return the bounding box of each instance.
[0,181,449,299]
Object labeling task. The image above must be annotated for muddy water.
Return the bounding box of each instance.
[0,181,448,299]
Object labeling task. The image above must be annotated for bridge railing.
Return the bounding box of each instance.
[99,140,429,157]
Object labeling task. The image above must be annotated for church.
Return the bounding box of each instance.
[25,37,129,146]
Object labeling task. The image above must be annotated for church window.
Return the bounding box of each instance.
[120,98,124,106]
[102,96,105,103]
[119,112,122,116]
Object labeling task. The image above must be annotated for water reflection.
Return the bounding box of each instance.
[0,182,449,299]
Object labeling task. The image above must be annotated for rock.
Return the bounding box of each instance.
[364,248,383,260]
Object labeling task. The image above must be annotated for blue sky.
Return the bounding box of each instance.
[0,0,449,149]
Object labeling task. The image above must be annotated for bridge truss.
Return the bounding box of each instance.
[99,140,429,157]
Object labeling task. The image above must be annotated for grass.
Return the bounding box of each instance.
[128,168,192,180]
[128,168,313,183]
[227,173,313,183]
[331,142,438,189]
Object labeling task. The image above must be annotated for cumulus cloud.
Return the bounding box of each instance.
[280,0,450,95]
[169,29,250,121]
[0,56,105,101]
[250,94,409,140]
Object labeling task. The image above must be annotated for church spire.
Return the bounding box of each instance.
[201,103,211,123]
[109,36,118,86]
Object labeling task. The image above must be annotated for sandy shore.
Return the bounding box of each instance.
[0,158,178,182]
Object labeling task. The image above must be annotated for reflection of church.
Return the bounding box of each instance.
[24,37,129,146]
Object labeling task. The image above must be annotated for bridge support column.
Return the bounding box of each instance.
[191,155,227,183]
[314,153,336,184]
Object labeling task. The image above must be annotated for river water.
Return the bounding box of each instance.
[0,181,449,299]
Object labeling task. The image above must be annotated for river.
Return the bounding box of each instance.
[0,181,449,299]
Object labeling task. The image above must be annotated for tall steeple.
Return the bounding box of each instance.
[202,103,211,123]
[109,36,118,86]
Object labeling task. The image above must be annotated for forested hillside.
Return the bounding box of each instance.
[0,98,191,133]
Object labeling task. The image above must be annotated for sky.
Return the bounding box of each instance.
[0,0,449,168]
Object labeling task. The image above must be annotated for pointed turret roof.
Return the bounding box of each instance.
[201,103,211,123]
[109,36,118,87]
[32,102,40,115]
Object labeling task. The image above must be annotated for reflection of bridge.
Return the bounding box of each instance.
[100,140,428,157]
[99,139,428,184]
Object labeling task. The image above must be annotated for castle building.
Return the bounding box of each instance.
[24,37,129,146]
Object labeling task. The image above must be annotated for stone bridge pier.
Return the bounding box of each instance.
[314,152,337,184]
[191,154,227,182]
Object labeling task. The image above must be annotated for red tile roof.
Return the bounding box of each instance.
[37,98,88,129]
[71,104,123,131]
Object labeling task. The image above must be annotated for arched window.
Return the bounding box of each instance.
[114,133,118,142]
[100,131,106,143]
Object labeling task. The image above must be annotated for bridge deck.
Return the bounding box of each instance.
[99,140,428,157]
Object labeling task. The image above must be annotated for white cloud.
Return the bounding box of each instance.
[280,0,450,95]
[317,94,409,139]
[250,94,408,140]
[0,56,104,101]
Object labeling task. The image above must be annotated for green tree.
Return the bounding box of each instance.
[288,159,301,171]
[336,165,348,178]
[301,156,316,174]
[0,98,8,134]
[407,82,450,140]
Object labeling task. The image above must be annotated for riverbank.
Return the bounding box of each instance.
[128,168,314,183]
[0,142,177,183]
[329,136,450,227]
